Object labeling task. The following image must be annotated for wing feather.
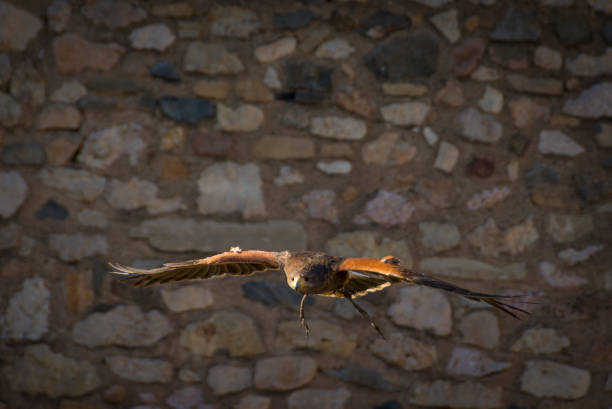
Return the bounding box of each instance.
[109,250,282,287]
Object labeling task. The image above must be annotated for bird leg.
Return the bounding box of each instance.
[299,294,310,337]
[345,295,385,339]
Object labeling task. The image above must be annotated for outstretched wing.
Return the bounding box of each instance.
[337,257,530,319]
[109,250,283,287]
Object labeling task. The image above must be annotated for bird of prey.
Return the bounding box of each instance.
[109,247,529,338]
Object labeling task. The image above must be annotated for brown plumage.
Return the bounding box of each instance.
[109,248,530,338]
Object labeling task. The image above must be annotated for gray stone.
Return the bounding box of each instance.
[217,104,264,132]
[412,0,451,6]
[521,360,590,399]
[547,214,593,243]
[0,91,21,127]
[72,305,172,347]
[242,280,313,311]
[150,60,180,81]
[410,381,502,409]
[36,105,81,130]
[310,116,367,140]
[255,37,296,63]
[302,190,338,223]
[371,332,438,370]
[179,311,264,357]
[420,258,527,280]
[40,168,106,201]
[467,186,509,209]
[382,82,428,96]
[130,217,306,252]
[511,328,570,353]
[534,46,562,70]
[606,373,612,391]
[273,9,314,29]
[275,319,357,358]
[458,108,503,144]
[52,33,124,74]
[2,344,100,398]
[433,141,459,173]
[159,96,216,124]
[324,364,396,391]
[264,66,282,90]
[254,136,314,159]
[364,31,439,79]
[359,9,411,39]
[459,311,499,349]
[315,39,355,60]
[47,0,71,32]
[76,209,108,228]
[453,38,486,77]
[589,0,612,13]
[0,222,21,250]
[166,387,206,409]
[430,9,460,43]
[467,217,539,256]
[555,14,590,45]
[478,85,504,113]
[184,42,244,75]
[564,82,612,118]
[207,365,252,395]
[235,395,271,409]
[596,123,612,147]
[129,24,175,51]
[316,160,352,175]
[210,6,259,38]
[509,97,550,128]
[490,8,540,41]
[326,231,412,267]
[106,177,185,214]
[0,2,43,51]
[197,162,265,218]
[362,132,416,165]
[0,53,10,85]
[254,356,317,391]
[558,244,605,265]
[508,74,563,95]
[388,286,451,336]
[538,130,584,156]
[161,285,214,312]
[419,222,460,253]
[446,347,511,377]
[355,190,415,227]
[49,233,107,262]
[274,166,304,186]
[78,123,145,169]
[288,388,350,409]
[0,171,27,217]
[1,276,49,341]
[381,102,430,126]
[538,261,588,287]
[105,356,173,383]
[81,0,146,28]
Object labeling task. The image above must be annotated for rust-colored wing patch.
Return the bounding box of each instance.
[109,250,282,287]
[333,258,403,298]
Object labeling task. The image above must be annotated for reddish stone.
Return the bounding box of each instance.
[334,87,376,118]
[103,384,128,403]
[452,37,485,76]
[467,157,495,178]
[489,45,528,70]
[191,132,232,157]
[161,156,189,180]
[52,33,125,74]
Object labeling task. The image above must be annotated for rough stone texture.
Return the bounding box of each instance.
[207,365,252,395]
[1,276,49,341]
[78,123,145,169]
[255,37,296,63]
[508,74,563,95]
[563,82,612,118]
[419,222,460,253]
[210,6,260,38]
[36,105,81,130]
[288,388,350,409]
[430,9,460,43]
[511,328,570,353]
[166,386,207,409]
[509,97,550,128]
[48,233,107,262]
[316,39,355,60]
[381,102,430,126]
[39,168,106,201]
[72,305,172,347]
[254,356,317,391]
[197,162,265,218]
[179,311,264,357]
[53,34,124,74]
[105,356,173,383]
[558,244,604,265]
[410,381,502,409]
[275,320,358,358]
[539,261,588,287]
[129,24,176,51]
[0,2,43,51]
[302,190,339,223]
[458,108,503,143]
[521,360,591,399]
[371,333,438,370]
[355,190,415,227]
[388,286,452,336]
[538,130,584,156]
[467,217,539,256]
[0,91,21,127]
[459,311,500,349]
[547,214,594,243]
[161,285,214,312]
[254,136,314,159]
[0,171,28,218]
[310,116,367,140]
[184,42,244,75]
[446,347,511,377]
[106,177,185,214]
[434,141,459,173]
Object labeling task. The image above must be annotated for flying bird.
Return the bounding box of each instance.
[109,247,529,338]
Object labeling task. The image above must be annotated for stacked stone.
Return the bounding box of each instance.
[0,0,611,409]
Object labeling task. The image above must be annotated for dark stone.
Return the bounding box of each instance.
[490,8,540,42]
[374,401,402,409]
[85,77,140,95]
[36,199,68,220]
[573,174,604,202]
[601,157,612,169]
[1,142,45,165]
[324,364,397,391]
[359,10,411,38]
[489,45,529,70]
[149,61,180,81]
[453,37,486,76]
[509,132,530,156]
[555,14,590,46]
[159,96,216,124]
[274,10,314,29]
[191,132,232,157]
[78,95,117,110]
[284,61,333,93]
[242,280,314,311]
[525,164,559,187]
[139,91,157,112]
[0,53,10,85]
[330,9,358,31]
[363,31,439,79]
[466,157,495,178]
[603,22,612,44]
[276,90,326,104]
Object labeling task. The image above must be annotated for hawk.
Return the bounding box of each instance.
[109,248,529,338]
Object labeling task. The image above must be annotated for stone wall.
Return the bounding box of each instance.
[0,0,611,408]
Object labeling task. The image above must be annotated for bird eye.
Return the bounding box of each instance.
[304,277,309,282]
